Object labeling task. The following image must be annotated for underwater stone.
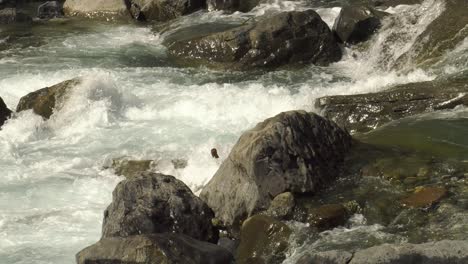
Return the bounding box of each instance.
[401,186,447,208]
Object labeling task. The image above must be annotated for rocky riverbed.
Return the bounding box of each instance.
[0,0,467,263]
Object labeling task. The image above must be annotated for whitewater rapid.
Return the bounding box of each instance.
[0,0,465,263]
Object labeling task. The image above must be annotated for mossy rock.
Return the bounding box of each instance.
[16,78,81,119]
[236,215,291,264]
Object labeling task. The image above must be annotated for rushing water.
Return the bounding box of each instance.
[0,0,466,263]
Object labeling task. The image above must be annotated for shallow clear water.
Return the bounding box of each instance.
[0,0,466,263]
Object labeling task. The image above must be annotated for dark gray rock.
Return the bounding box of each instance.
[332,6,387,44]
[167,10,342,70]
[316,77,468,133]
[207,0,261,12]
[76,233,234,264]
[16,78,81,119]
[37,1,63,19]
[102,172,219,243]
[0,96,12,128]
[200,111,353,229]
[130,0,206,22]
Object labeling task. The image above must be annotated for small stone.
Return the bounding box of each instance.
[171,158,188,169]
[307,204,349,230]
[266,192,295,220]
[401,186,447,208]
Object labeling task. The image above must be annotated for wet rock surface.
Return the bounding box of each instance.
[236,215,291,264]
[16,78,81,119]
[37,1,63,19]
[63,0,129,19]
[316,77,468,133]
[400,186,447,208]
[265,192,296,220]
[207,0,261,12]
[102,172,219,243]
[394,0,468,69]
[108,158,156,178]
[333,6,387,44]
[306,204,350,230]
[76,233,234,264]
[130,0,206,22]
[200,110,352,229]
[0,96,12,128]
[167,10,342,70]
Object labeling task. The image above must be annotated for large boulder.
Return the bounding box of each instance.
[102,172,219,243]
[316,77,468,133]
[16,78,81,119]
[166,10,342,70]
[63,0,129,19]
[200,111,353,228]
[76,233,234,264]
[207,0,261,12]
[130,0,206,22]
[0,96,12,128]
[296,240,468,264]
[332,6,387,44]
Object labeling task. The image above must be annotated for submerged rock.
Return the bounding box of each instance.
[316,77,468,133]
[63,0,129,19]
[109,158,156,178]
[333,6,387,44]
[16,78,81,119]
[207,0,261,12]
[236,215,291,264]
[167,10,342,70]
[350,240,468,264]
[0,96,12,128]
[200,111,353,229]
[130,0,206,22]
[76,233,234,264]
[307,204,349,230]
[401,186,447,208]
[102,172,219,243]
[297,240,468,264]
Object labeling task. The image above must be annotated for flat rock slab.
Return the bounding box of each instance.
[316,77,468,133]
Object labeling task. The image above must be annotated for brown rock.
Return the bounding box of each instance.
[308,204,349,230]
[401,186,447,208]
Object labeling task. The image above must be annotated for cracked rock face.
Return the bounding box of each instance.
[200,111,353,230]
[316,77,468,133]
[166,10,342,70]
